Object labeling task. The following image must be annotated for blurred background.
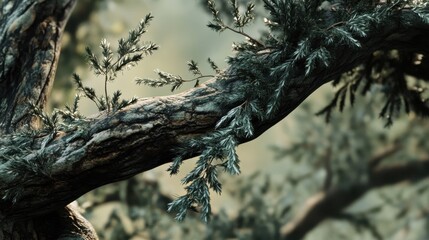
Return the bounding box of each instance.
[52,1,429,239]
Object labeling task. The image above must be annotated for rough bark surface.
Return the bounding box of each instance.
[0,0,75,133]
[1,0,429,239]
[0,0,98,239]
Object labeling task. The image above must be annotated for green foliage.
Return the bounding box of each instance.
[0,126,59,204]
[207,0,263,47]
[209,0,256,29]
[207,58,221,74]
[4,0,429,229]
[75,14,157,113]
[270,94,429,239]
[0,14,159,206]
[167,129,241,222]
[78,171,292,240]
[80,89,429,239]
[136,58,217,91]
[158,0,429,223]
[29,102,60,134]
[59,94,83,123]
[318,50,429,127]
[167,100,260,221]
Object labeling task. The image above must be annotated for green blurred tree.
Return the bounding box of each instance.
[1,0,429,239]
[78,93,429,240]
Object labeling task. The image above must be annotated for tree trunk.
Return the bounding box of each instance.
[1,1,429,238]
[0,0,97,238]
[1,203,97,240]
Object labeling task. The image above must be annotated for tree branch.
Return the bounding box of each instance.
[0,1,101,239]
[280,154,429,239]
[0,0,76,133]
[0,1,429,232]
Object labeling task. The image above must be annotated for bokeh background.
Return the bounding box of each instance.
[52,1,429,239]
[55,0,292,213]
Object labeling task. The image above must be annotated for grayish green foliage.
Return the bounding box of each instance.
[2,0,429,227]
[136,58,216,91]
[79,92,429,239]
[166,0,429,222]
[74,14,158,113]
[0,14,158,206]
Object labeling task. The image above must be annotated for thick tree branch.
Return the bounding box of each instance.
[0,1,100,239]
[0,6,429,223]
[0,2,429,236]
[0,0,76,133]
[280,155,429,240]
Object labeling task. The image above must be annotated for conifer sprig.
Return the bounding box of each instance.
[164,0,429,222]
[167,128,242,222]
[57,94,85,124]
[207,0,264,48]
[136,60,216,91]
[4,0,429,226]
[29,102,59,134]
[75,14,157,114]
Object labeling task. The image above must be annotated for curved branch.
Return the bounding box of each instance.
[280,155,429,240]
[0,2,429,229]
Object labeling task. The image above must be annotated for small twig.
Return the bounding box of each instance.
[224,25,265,48]
[104,73,110,113]
[181,75,215,83]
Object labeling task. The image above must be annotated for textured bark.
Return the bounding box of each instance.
[0,0,98,239]
[0,0,75,133]
[0,1,429,239]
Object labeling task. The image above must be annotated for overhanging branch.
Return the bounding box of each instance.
[1,1,429,224]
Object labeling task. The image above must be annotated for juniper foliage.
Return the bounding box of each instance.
[0,14,158,205]
[79,93,429,239]
[74,14,158,113]
[2,0,429,225]
[135,59,216,91]
[165,0,429,221]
